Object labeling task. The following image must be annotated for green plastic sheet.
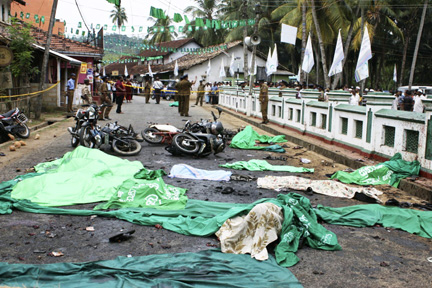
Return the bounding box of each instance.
[134,168,167,180]
[94,178,187,210]
[220,159,314,173]
[331,153,420,187]
[11,147,144,206]
[0,250,302,288]
[315,204,432,238]
[230,125,286,152]
[169,101,179,107]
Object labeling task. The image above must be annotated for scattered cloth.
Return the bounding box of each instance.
[315,204,432,239]
[0,250,302,288]
[230,174,256,182]
[230,125,286,152]
[94,178,187,210]
[216,202,284,261]
[220,160,314,173]
[169,164,232,181]
[11,147,144,206]
[134,168,167,180]
[331,153,420,187]
[257,176,382,202]
[169,101,179,107]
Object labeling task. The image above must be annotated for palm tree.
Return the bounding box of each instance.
[146,16,178,45]
[110,4,128,32]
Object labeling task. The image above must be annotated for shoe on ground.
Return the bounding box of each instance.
[99,118,106,121]
[105,117,112,120]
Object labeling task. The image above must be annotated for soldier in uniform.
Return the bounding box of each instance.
[99,76,113,120]
[195,80,205,106]
[259,79,269,124]
[144,76,152,104]
[177,74,197,117]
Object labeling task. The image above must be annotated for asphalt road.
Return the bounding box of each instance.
[0,96,431,288]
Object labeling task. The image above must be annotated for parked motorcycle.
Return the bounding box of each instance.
[67,104,102,147]
[0,108,30,141]
[167,108,225,157]
[80,121,142,156]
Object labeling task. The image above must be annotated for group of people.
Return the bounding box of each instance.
[392,89,426,113]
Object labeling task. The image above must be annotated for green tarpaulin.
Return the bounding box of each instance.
[169,101,179,107]
[0,250,302,288]
[316,204,432,238]
[230,125,286,152]
[220,159,314,173]
[94,178,187,210]
[331,153,420,187]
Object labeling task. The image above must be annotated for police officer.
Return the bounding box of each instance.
[99,76,113,120]
[259,79,269,124]
[195,80,205,106]
[177,74,197,117]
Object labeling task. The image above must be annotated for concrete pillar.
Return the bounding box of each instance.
[57,58,61,107]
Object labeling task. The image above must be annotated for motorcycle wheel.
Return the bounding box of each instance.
[14,123,30,139]
[71,127,79,147]
[141,128,164,144]
[112,139,142,156]
[79,126,95,148]
[172,133,200,154]
[166,95,171,101]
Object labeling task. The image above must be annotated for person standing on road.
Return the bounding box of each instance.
[204,82,211,104]
[99,76,113,120]
[403,90,414,111]
[65,73,76,113]
[144,76,152,104]
[259,79,269,124]
[81,79,93,105]
[195,80,205,106]
[177,74,197,117]
[125,77,133,103]
[111,78,117,102]
[153,76,163,104]
[114,76,126,114]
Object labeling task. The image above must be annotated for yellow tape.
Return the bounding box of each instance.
[108,81,222,93]
[0,81,60,99]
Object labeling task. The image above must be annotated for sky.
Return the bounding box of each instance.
[56,0,197,38]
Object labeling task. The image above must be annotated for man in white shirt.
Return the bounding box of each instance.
[413,90,426,113]
[153,76,164,104]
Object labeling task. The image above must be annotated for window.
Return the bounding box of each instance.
[311,112,317,127]
[355,120,363,139]
[289,108,293,120]
[296,109,301,123]
[341,117,348,135]
[321,114,327,129]
[271,105,276,116]
[278,106,282,118]
[405,130,419,153]
[383,126,395,147]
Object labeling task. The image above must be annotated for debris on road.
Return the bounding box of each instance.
[85,226,95,232]
[48,251,64,257]
[109,230,135,243]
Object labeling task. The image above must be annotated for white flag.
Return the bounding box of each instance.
[302,34,314,73]
[267,44,278,76]
[229,53,235,76]
[393,64,397,82]
[355,25,372,82]
[174,60,179,76]
[148,63,153,78]
[206,59,211,77]
[219,58,226,78]
[124,65,128,77]
[296,65,301,81]
[281,24,298,45]
[265,48,272,76]
[248,54,257,76]
[328,30,344,77]
[103,67,106,77]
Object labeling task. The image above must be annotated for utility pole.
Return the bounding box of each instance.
[247,3,261,116]
[242,0,248,81]
[36,0,58,119]
[300,0,306,84]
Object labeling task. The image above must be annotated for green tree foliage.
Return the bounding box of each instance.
[6,18,39,80]
[146,16,178,44]
[110,4,128,31]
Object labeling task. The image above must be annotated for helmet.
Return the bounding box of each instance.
[210,121,223,135]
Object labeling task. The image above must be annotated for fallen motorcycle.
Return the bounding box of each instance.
[80,121,142,156]
[141,123,181,145]
[167,108,225,157]
[0,108,30,141]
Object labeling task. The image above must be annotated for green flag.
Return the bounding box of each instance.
[106,0,120,6]
[173,13,183,23]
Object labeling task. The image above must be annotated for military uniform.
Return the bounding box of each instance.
[259,83,269,124]
[144,81,152,103]
[100,82,113,119]
[177,79,193,116]
[195,83,205,106]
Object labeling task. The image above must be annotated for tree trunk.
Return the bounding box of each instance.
[300,0,307,83]
[399,34,410,87]
[408,0,428,89]
[331,5,360,89]
[36,0,58,119]
[310,0,330,88]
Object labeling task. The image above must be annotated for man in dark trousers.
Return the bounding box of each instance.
[177,74,197,117]
[259,79,269,124]
[153,76,163,104]
[114,76,126,114]
[65,73,76,113]
[99,76,113,120]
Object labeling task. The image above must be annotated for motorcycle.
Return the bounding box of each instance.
[141,123,181,145]
[0,108,30,141]
[67,104,102,147]
[80,121,142,156]
[167,108,225,157]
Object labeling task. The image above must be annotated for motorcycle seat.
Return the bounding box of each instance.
[0,108,18,119]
